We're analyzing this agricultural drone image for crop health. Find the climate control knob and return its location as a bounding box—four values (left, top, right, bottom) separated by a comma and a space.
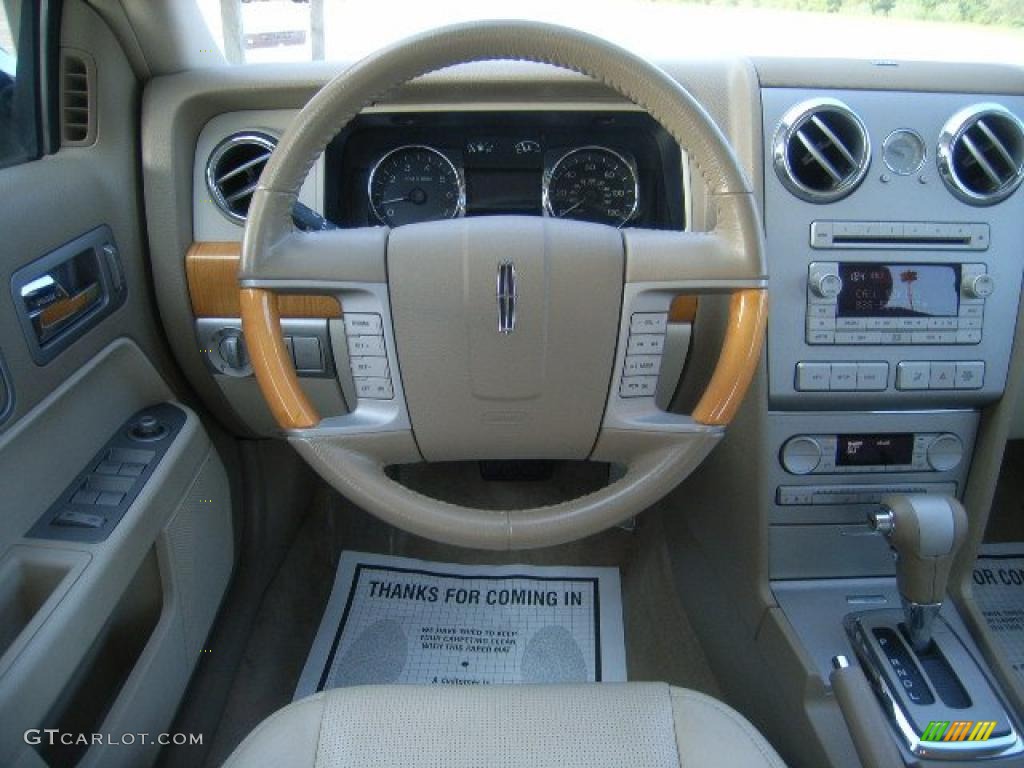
809, 269, 843, 299
926, 434, 963, 472
962, 273, 995, 300
781, 436, 824, 475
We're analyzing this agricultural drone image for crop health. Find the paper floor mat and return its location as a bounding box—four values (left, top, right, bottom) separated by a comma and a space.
973, 544, 1024, 680
295, 551, 625, 698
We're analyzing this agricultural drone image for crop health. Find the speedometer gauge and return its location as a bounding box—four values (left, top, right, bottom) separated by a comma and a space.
543, 146, 638, 227
368, 145, 465, 227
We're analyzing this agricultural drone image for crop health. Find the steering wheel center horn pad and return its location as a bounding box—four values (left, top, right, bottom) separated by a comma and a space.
238, 20, 767, 549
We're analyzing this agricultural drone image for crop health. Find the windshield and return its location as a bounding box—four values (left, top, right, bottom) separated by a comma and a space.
196, 0, 1024, 66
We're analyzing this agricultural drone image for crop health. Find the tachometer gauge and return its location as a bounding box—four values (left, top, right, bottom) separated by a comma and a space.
543, 146, 638, 227
368, 145, 465, 227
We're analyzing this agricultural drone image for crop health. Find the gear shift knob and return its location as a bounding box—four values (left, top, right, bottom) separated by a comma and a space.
868, 494, 969, 652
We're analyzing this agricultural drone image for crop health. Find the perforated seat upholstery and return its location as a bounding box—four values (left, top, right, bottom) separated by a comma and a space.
224, 683, 786, 768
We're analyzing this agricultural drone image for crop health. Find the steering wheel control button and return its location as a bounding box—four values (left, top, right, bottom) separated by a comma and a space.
342, 313, 394, 401
781, 437, 824, 475
629, 313, 668, 334
620, 376, 658, 398
896, 361, 931, 390
954, 361, 985, 389
351, 356, 389, 378
795, 362, 831, 391
355, 377, 394, 400
293, 336, 324, 372
344, 313, 383, 335
626, 334, 665, 356
348, 335, 386, 357
623, 355, 662, 376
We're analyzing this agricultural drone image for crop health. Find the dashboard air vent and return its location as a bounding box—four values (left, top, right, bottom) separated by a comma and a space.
938, 104, 1024, 206
773, 98, 871, 203
206, 132, 278, 223
60, 49, 96, 146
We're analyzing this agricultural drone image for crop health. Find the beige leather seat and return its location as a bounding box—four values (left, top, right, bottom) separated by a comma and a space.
224, 683, 786, 768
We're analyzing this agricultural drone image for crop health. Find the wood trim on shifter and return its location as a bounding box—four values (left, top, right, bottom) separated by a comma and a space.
691, 289, 767, 426
186, 242, 341, 319
239, 288, 320, 429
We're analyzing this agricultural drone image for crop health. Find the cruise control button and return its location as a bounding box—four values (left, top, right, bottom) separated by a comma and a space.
344, 313, 383, 335
355, 377, 394, 400
619, 375, 658, 398
347, 335, 386, 357
629, 313, 667, 334
626, 334, 665, 355
350, 356, 389, 378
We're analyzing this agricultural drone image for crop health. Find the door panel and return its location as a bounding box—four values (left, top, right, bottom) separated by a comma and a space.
0, 2, 234, 766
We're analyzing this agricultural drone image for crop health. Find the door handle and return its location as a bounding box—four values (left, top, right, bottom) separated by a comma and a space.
21, 275, 102, 342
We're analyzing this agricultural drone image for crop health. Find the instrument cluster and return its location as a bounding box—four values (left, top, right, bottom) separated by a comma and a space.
325, 111, 684, 231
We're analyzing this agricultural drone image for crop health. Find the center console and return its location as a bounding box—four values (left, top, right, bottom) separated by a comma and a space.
761, 85, 1024, 764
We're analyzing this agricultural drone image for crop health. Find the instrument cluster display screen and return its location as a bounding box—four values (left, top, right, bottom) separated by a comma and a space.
837, 434, 915, 466
837, 263, 960, 317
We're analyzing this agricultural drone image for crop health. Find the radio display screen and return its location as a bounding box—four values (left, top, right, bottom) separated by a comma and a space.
837, 434, 915, 467
837, 263, 960, 317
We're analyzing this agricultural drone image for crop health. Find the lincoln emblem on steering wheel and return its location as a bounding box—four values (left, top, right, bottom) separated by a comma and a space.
497, 261, 517, 334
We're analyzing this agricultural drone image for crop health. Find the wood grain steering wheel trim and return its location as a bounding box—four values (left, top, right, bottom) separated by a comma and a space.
240, 287, 319, 429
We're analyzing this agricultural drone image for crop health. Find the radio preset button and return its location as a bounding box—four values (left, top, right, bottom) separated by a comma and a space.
781, 437, 824, 475
837, 318, 866, 331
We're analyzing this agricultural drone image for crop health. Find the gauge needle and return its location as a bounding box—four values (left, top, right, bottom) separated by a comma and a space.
559, 199, 585, 216
380, 196, 408, 205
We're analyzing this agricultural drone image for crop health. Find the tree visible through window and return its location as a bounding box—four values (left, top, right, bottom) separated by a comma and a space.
0, 0, 39, 170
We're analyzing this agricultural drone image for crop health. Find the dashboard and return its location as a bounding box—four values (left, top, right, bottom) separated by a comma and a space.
324, 111, 685, 230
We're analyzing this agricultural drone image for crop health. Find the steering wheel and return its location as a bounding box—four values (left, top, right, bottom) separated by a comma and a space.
240, 21, 766, 550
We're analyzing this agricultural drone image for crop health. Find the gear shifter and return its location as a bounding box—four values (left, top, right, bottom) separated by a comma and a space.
868, 494, 968, 652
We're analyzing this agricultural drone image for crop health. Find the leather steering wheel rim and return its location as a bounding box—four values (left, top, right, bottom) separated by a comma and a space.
240, 20, 767, 550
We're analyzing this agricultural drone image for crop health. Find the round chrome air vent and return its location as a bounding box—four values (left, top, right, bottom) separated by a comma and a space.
937, 104, 1024, 206
206, 132, 278, 223
773, 98, 871, 203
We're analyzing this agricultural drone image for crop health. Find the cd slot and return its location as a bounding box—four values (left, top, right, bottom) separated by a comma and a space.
831, 234, 972, 248
811, 221, 989, 251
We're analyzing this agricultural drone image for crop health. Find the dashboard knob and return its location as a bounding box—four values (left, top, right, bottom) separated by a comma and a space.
130, 415, 168, 442
781, 436, 824, 475
926, 433, 963, 472
962, 273, 995, 300
809, 270, 843, 299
